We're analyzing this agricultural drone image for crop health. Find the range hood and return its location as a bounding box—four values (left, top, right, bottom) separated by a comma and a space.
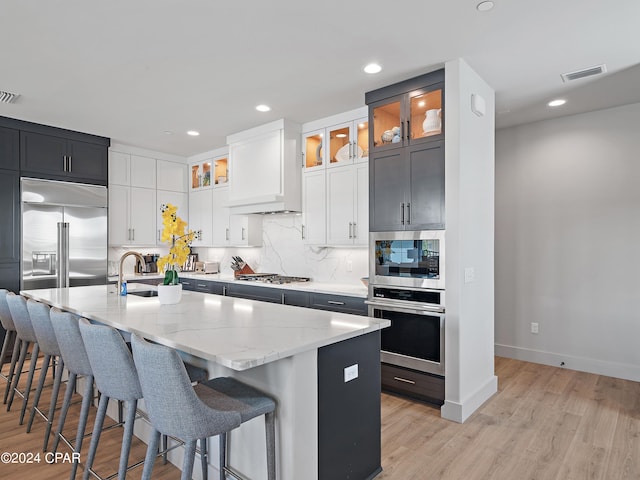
226, 119, 301, 215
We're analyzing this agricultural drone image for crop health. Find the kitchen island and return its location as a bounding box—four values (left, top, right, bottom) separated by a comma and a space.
21, 285, 389, 480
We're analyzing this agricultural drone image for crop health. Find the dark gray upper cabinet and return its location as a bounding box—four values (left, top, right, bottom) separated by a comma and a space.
366, 70, 445, 232
20, 131, 108, 185
0, 126, 19, 171
0, 169, 20, 264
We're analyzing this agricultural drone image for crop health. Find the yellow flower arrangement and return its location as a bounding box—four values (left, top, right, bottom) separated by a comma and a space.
157, 204, 200, 285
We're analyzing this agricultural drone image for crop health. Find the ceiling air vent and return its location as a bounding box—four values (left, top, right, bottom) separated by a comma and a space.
561, 64, 607, 82
0, 90, 20, 104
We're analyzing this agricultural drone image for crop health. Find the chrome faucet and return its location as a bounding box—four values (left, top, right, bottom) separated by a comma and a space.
118, 251, 146, 295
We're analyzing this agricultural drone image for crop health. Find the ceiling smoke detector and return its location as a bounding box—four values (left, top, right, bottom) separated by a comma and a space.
561, 64, 607, 83
0, 90, 20, 104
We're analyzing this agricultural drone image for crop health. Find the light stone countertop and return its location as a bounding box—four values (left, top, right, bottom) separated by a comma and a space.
111, 272, 369, 298
21, 285, 387, 371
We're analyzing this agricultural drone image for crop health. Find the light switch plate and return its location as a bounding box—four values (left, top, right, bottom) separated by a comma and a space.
344, 364, 358, 383
464, 267, 475, 283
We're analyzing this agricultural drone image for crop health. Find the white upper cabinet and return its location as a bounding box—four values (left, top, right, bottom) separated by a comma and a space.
157, 159, 187, 192
156, 190, 188, 246
109, 184, 157, 246
227, 119, 301, 214
326, 163, 368, 246
301, 169, 326, 245
188, 189, 213, 247
109, 151, 156, 189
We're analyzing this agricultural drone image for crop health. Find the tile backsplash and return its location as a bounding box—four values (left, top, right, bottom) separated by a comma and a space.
109, 214, 368, 283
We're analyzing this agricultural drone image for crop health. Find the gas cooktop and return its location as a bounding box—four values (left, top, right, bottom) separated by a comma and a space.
235, 273, 311, 284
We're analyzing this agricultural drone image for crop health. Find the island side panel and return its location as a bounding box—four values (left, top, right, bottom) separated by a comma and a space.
318, 330, 382, 480
203, 348, 319, 480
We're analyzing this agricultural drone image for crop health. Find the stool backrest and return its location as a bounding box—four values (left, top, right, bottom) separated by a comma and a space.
50, 308, 92, 377
79, 319, 142, 402
26, 300, 61, 357
0, 289, 15, 331
131, 334, 241, 440
6, 293, 37, 343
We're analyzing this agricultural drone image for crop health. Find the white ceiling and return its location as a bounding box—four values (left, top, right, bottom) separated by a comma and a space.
1, 0, 639, 157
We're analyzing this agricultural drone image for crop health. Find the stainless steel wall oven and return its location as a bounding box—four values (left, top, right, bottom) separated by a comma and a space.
367, 286, 445, 376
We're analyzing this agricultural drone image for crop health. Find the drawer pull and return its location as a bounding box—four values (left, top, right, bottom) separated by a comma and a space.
197, 284, 207, 288
327, 300, 345, 306
393, 376, 416, 385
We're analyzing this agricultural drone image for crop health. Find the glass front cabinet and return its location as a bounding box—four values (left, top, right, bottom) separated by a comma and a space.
303, 118, 369, 171
366, 69, 445, 232
190, 154, 229, 190
369, 77, 443, 153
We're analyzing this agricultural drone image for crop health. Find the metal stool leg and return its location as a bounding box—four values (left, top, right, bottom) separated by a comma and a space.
200, 438, 208, 480
2, 336, 20, 404
82, 393, 109, 480
117, 399, 138, 480
69, 376, 94, 480
219, 432, 226, 480
52, 372, 77, 454
42, 358, 65, 451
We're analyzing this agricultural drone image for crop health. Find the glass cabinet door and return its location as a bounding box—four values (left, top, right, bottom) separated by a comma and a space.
409, 86, 443, 142
328, 123, 351, 166
303, 131, 324, 170
190, 160, 212, 190
355, 118, 369, 162
214, 156, 228, 185
371, 98, 402, 150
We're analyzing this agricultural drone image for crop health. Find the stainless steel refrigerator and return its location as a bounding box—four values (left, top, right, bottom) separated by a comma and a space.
21, 178, 108, 290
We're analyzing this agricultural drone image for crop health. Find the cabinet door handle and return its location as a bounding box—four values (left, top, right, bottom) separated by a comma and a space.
406, 120, 410, 141
68, 155, 72, 172
301, 224, 305, 240
393, 376, 416, 385
241, 227, 246, 240
222, 285, 227, 296
401, 203, 405, 225
225, 228, 229, 241
348, 222, 352, 239
157, 229, 161, 242
327, 300, 345, 306
281, 293, 285, 304
197, 283, 207, 288
406, 203, 411, 225
352, 222, 357, 238
132, 229, 135, 241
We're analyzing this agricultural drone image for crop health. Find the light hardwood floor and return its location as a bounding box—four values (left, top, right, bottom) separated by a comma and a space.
1, 356, 639, 479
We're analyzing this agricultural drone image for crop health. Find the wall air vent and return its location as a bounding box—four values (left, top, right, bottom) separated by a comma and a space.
0, 90, 20, 104
561, 64, 607, 82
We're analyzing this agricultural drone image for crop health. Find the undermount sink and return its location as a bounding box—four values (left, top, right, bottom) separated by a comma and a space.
128, 290, 158, 297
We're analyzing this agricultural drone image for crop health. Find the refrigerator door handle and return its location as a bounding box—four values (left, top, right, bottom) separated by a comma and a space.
57, 222, 70, 287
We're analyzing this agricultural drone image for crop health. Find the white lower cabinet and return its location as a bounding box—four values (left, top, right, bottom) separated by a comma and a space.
212, 187, 231, 246
326, 163, 368, 246
109, 185, 157, 246
302, 170, 326, 245
156, 190, 188, 245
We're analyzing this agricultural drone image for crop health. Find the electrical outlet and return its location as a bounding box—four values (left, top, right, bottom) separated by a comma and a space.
344, 364, 358, 383
531, 322, 539, 334
346, 260, 353, 272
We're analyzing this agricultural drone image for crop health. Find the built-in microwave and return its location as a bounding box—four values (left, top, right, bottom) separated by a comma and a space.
369, 230, 445, 290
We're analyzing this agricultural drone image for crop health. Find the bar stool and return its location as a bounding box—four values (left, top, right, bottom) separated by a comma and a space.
26, 299, 66, 451
49, 308, 95, 480
0, 289, 22, 404
6, 293, 40, 424
131, 334, 276, 480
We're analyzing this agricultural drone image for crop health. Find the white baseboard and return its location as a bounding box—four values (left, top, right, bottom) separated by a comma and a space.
495, 344, 640, 382
441, 375, 498, 423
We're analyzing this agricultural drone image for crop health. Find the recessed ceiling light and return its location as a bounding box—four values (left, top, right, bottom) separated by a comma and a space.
364, 63, 382, 74
548, 99, 567, 107
187, 130, 200, 136
476, 1, 494, 11
163, 130, 173, 135
256, 104, 271, 112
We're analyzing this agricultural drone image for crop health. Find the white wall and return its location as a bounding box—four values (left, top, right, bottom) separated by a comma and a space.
495, 101, 640, 381
442, 59, 497, 423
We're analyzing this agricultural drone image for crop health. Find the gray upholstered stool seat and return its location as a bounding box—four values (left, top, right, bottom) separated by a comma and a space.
0, 289, 22, 405
26, 299, 66, 451
6, 293, 41, 425
131, 334, 276, 480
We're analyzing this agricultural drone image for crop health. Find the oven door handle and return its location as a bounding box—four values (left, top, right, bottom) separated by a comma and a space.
365, 299, 445, 315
